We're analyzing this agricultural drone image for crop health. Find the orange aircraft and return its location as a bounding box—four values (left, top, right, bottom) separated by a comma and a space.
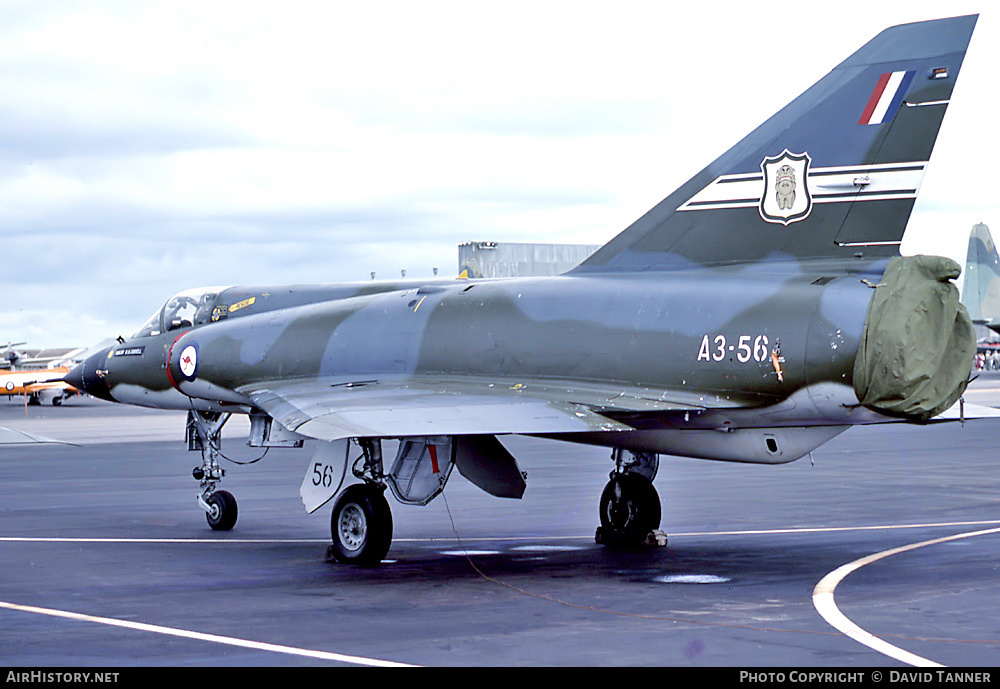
1, 366, 78, 406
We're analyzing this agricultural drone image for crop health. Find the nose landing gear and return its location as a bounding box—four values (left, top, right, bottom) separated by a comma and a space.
188, 410, 238, 531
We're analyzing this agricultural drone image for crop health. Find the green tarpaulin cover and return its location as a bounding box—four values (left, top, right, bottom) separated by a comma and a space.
854, 255, 975, 422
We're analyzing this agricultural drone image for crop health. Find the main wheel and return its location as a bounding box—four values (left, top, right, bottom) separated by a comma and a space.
205, 490, 238, 531
329, 484, 393, 565
596, 474, 661, 548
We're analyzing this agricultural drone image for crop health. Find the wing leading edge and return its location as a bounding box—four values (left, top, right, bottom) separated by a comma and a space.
237, 374, 748, 442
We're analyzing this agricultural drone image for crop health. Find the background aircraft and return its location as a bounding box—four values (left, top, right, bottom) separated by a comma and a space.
1, 366, 78, 406
67, 15, 983, 565
1, 342, 28, 370
0, 340, 112, 405
2, 343, 91, 371
961, 222, 1000, 334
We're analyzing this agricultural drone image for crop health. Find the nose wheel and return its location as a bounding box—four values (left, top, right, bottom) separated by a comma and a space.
204, 489, 238, 531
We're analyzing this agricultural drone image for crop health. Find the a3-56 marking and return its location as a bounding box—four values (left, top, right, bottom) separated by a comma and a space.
697, 334, 770, 363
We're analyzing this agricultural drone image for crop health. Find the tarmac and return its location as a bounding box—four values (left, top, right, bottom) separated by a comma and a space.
1, 375, 999, 667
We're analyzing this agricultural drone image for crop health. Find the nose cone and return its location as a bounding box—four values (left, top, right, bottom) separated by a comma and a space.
62, 362, 84, 389
65, 346, 116, 402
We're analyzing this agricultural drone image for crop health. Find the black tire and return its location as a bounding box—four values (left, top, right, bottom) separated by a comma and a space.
205, 490, 238, 531
597, 474, 661, 548
329, 484, 393, 565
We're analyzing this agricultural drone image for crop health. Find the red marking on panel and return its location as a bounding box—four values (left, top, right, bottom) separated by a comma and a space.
428, 445, 440, 474
858, 72, 891, 125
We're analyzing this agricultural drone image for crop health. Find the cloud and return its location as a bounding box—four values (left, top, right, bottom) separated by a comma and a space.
1, 1, 996, 347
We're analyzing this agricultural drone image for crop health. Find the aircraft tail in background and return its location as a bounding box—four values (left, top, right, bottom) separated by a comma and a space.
962, 222, 1000, 332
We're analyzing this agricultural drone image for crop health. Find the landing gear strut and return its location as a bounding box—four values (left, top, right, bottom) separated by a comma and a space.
188, 410, 238, 531
327, 439, 393, 565
595, 449, 665, 548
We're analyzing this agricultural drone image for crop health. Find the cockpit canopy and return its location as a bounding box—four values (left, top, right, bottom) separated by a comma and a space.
131, 287, 231, 340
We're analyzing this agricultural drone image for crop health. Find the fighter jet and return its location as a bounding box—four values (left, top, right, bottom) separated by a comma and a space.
67, 15, 981, 565
961, 222, 1000, 334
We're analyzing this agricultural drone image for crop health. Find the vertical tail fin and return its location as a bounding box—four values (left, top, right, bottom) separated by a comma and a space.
961, 222, 1000, 329
574, 15, 978, 273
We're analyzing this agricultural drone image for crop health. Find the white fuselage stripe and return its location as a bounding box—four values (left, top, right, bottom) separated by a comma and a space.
678, 162, 926, 212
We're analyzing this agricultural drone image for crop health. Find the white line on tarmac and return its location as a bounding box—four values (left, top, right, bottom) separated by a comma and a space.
6, 520, 999, 667
0, 600, 415, 667
812, 526, 1000, 667
3, 519, 1000, 545
0, 537, 327, 544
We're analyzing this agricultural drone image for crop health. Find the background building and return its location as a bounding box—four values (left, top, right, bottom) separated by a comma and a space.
458, 242, 600, 279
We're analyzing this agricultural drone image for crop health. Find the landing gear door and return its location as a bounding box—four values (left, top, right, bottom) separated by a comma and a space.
454, 435, 526, 499
387, 437, 455, 505
300, 440, 351, 514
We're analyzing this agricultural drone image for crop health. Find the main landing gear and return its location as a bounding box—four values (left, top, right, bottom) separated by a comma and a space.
322, 441, 664, 565
327, 439, 393, 565
329, 483, 393, 565
595, 449, 666, 549
187, 410, 238, 531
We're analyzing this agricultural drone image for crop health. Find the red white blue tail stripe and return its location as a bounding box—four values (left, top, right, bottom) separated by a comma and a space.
858, 71, 915, 125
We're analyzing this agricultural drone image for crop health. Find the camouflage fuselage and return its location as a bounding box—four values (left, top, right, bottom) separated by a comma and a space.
184, 274, 866, 399
82, 267, 879, 433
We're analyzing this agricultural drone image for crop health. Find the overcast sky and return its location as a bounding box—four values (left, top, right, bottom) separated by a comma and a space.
2, 0, 997, 348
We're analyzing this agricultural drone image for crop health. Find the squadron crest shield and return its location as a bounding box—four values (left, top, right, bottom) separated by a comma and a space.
759, 150, 812, 225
